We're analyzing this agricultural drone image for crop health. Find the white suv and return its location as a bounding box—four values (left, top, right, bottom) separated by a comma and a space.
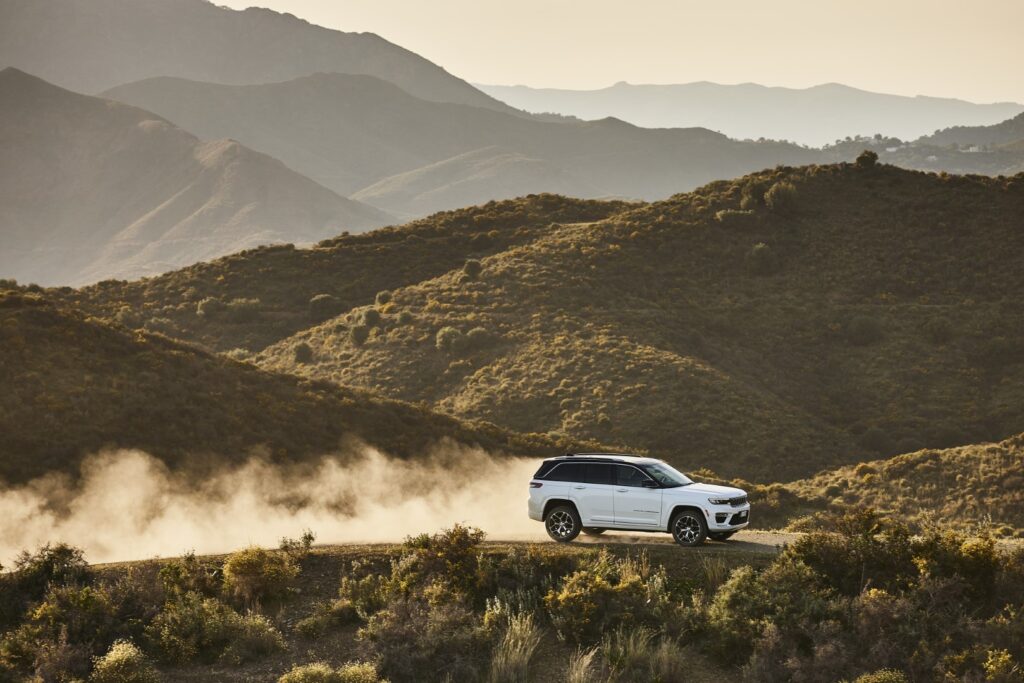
527, 453, 750, 546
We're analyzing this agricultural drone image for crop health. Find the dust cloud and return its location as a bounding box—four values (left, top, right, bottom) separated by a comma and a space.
0, 442, 547, 566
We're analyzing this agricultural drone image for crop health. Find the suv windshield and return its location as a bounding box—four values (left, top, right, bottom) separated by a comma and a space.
641, 462, 693, 488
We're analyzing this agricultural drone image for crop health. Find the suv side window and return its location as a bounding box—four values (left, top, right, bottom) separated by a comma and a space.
584, 463, 614, 485
546, 463, 586, 482
615, 465, 653, 487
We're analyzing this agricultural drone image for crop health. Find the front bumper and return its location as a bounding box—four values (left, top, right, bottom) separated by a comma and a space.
707, 505, 751, 531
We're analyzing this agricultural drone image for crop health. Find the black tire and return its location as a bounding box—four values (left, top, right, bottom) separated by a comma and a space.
545, 504, 581, 543
670, 509, 708, 547
708, 531, 737, 542
582, 528, 606, 536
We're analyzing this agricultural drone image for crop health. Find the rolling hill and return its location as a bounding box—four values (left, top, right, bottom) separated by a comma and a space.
55, 195, 633, 352
0, 68, 389, 286
100, 72, 821, 217
478, 81, 1024, 147
241, 163, 1024, 482
917, 111, 1024, 148
0, 288, 575, 485
781, 432, 1024, 536
0, 0, 512, 113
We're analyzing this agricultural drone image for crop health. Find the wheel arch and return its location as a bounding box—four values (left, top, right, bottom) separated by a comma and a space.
667, 504, 705, 533
542, 498, 578, 520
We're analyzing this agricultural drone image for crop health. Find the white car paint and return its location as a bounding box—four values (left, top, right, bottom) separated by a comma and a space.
528, 454, 750, 538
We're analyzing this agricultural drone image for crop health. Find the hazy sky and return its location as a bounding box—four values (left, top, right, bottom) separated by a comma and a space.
217, 0, 1024, 103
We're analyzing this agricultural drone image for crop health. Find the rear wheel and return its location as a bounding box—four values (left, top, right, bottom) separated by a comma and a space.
670, 509, 708, 547
545, 505, 581, 543
708, 531, 737, 542
582, 528, 606, 536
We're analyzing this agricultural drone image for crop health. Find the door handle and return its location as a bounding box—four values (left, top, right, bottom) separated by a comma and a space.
573, 485, 586, 489
616, 488, 628, 492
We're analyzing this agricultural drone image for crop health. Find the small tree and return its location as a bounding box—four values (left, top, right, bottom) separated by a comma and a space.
856, 149, 879, 169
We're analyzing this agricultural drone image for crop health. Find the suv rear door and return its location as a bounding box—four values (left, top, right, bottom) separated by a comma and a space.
613, 464, 662, 527
549, 461, 615, 525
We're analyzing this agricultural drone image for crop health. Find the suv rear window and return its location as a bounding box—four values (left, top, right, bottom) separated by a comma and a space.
545, 462, 586, 482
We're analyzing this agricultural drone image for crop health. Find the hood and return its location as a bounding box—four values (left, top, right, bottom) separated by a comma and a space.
672, 482, 746, 498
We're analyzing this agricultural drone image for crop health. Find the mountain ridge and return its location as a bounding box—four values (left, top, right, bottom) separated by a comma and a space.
0, 68, 390, 285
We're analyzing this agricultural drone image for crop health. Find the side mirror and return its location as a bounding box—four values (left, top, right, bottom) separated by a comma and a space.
641, 480, 659, 488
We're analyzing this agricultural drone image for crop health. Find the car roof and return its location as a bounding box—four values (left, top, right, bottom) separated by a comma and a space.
545, 452, 661, 465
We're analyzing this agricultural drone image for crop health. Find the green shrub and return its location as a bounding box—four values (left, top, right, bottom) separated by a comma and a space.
0, 544, 92, 630
765, 181, 798, 215
462, 259, 483, 279
350, 324, 370, 346
146, 592, 284, 664
295, 599, 359, 638
279, 530, 316, 559
374, 291, 392, 306
89, 640, 160, 683
435, 326, 464, 354
338, 573, 388, 620
396, 310, 413, 325
544, 552, 671, 644
706, 555, 836, 658
309, 294, 341, 322
222, 547, 299, 607
158, 552, 220, 599
359, 599, 488, 683
294, 342, 314, 364
399, 525, 487, 599
465, 327, 496, 351
360, 309, 382, 328
195, 297, 225, 318
740, 179, 770, 209
278, 661, 385, 683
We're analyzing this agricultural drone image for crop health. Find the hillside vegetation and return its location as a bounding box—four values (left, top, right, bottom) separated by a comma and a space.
56, 195, 632, 353
0, 290, 574, 484
781, 433, 1024, 537
249, 162, 1024, 482
2, 523, 1024, 682
0, 68, 388, 286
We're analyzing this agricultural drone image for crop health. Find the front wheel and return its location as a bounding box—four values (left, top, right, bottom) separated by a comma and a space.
671, 510, 708, 547
545, 505, 581, 543
708, 531, 737, 542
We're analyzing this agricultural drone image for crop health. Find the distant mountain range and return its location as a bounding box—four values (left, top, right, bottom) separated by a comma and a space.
102, 71, 820, 219
0, 0, 513, 112
0, 68, 389, 286
478, 81, 1024, 147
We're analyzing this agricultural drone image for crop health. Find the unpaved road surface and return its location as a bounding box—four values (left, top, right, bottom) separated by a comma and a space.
488, 529, 802, 553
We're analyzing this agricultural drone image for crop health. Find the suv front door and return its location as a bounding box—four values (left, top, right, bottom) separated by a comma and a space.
613, 465, 662, 527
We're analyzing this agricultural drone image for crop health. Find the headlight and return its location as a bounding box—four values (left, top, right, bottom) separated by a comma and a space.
708, 497, 731, 505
